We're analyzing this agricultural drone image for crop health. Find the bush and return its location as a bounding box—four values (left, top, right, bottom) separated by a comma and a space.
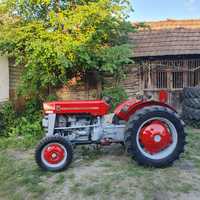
10, 116, 42, 137
0, 102, 16, 137
0, 100, 43, 140
11, 99, 43, 138
0, 0, 134, 99
102, 86, 128, 111
24, 98, 41, 116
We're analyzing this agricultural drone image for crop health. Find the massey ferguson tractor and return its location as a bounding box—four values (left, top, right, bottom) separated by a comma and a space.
35, 96, 186, 172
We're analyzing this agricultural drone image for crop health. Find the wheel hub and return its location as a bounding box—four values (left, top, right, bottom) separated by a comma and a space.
154, 135, 161, 142
51, 153, 57, 159
43, 144, 65, 164
139, 120, 172, 154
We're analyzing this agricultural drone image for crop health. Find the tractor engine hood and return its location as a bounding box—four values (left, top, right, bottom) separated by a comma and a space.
43, 100, 110, 116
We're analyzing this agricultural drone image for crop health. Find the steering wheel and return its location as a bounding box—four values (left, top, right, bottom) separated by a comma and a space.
102, 96, 112, 104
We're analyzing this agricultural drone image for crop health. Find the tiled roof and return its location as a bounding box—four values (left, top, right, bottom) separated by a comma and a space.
130, 19, 200, 57
139, 19, 200, 30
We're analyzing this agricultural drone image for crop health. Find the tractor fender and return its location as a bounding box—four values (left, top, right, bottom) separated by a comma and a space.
113, 99, 176, 122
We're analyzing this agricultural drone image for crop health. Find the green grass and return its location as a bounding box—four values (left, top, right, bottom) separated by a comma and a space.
54, 174, 65, 185
0, 127, 200, 200
0, 135, 41, 150
0, 152, 48, 199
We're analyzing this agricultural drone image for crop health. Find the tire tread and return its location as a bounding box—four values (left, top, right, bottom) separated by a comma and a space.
124, 106, 186, 167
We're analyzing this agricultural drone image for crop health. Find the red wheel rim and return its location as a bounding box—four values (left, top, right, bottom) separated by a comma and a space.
43, 143, 65, 164
139, 120, 172, 154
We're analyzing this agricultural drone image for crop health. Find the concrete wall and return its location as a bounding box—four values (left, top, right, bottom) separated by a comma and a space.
0, 56, 9, 102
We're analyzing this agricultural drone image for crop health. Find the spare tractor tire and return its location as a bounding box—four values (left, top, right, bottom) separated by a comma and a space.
182, 105, 200, 120
183, 87, 200, 99
183, 98, 200, 109
124, 106, 185, 168
184, 119, 200, 129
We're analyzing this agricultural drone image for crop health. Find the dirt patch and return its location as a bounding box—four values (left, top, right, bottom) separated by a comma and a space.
1, 128, 200, 200
43, 146, 200, 200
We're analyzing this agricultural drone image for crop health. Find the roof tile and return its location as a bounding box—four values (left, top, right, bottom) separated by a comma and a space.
131, 19, 200, 57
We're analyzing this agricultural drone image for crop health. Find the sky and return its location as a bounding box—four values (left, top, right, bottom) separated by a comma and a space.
129, 0, 200, 22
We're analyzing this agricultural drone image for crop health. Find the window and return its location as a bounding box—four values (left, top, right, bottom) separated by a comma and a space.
194, 68, 200, 86
188, 68, 200, 87
156, 71, 167, 88
172, 72, 183, 89
141, 59, 200, 91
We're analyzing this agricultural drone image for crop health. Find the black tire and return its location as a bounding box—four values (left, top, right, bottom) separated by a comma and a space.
125, 106, 186, 167
183, 118, 200, 128
182, 105, 200, 120
183, 87, 200, 99
183, 98, 200, 109
35, 136, 73, 172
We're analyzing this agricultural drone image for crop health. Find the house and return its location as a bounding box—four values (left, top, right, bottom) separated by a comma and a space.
0, 57, 9, 102
127, 19, 200, 110
1, 19, 200, 111
0, 57, 23, 104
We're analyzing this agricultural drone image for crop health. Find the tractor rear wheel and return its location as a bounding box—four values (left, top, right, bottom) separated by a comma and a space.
125, 106, 186, 167
35, 136, 73, 172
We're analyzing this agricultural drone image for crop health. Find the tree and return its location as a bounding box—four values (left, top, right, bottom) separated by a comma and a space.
0, 0, 135, 100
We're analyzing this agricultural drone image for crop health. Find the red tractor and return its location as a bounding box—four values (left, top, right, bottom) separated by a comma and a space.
35, 96, 186, 171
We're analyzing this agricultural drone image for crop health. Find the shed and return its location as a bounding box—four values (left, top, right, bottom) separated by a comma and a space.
126, 19, 200, 111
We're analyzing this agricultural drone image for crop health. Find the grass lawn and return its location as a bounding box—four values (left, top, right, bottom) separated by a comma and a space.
0, 127, 200, 200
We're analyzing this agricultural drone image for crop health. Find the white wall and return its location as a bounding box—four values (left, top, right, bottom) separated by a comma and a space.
0, 56, 9, 102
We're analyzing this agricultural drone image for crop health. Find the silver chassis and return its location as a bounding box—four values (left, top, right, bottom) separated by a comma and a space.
43, 114, 126, 144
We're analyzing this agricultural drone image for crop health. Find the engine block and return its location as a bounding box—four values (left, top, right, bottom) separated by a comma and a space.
42, 113, 125, 144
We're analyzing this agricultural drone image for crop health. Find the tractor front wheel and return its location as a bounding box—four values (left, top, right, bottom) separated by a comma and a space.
35, 136, 73, 172
125, 106, 186, 167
